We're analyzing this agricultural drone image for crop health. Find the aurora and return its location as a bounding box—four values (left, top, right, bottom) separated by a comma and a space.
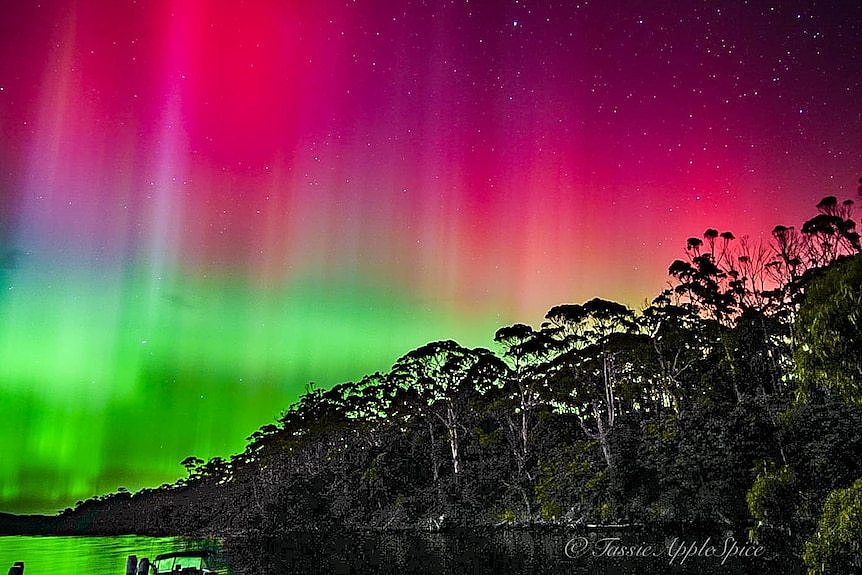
0, 0, 859, 513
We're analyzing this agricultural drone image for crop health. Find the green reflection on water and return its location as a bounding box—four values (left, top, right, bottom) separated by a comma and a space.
0, 536, 211, 575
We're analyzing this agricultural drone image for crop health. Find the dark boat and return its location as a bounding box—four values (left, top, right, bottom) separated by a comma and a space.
127, 550, 227, 575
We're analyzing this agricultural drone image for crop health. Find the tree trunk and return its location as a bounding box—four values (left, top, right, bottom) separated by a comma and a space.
447, 404, 460, 475
428, 421, 440, 484
520, 386, 530, 466
593, 401, 613, 470
603, 354, 615, 428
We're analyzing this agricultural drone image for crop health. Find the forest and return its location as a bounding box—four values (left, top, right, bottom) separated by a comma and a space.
6, 188, 862, 574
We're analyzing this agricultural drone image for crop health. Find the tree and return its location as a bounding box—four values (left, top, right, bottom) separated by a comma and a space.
490, 324, 558, 518
800, 196, 860, 268
803, 479, 862, 574
180, 456, 204, 478
795, 254, 862, 404
639, 302, 717, 412
544, 299, 641, 470
390, 340, 503, 477
493, 324, 555, 480
666, 229, 741, 323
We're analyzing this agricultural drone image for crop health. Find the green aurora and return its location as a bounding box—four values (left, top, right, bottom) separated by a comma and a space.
0, 270, 499, 513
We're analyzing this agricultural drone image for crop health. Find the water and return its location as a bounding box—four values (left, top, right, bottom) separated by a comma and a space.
220, 530, 804, 574
0, 531, 804, 574
0, 536, 206, 575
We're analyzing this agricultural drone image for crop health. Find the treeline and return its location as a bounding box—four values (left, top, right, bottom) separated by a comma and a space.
42, 189, 862, 574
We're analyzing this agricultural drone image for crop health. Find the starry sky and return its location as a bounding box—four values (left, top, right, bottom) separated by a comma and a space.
0, 0, 860, 513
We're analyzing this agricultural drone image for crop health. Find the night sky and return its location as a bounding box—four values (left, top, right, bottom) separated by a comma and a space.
0, 1, 859, 513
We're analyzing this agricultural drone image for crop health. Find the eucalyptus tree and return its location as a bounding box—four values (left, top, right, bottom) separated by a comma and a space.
390, 340, 504, 478
543, 298, 642, 470
795, 253, 862, 404
488, 323, 559, 518
180, 456, 205, 479
666, 229, 741, 324
493, 323, 555, 480
639, 301, 721, 412
338, 372, 396, 445
764, 198, 859, 350
800, 196, 860, 268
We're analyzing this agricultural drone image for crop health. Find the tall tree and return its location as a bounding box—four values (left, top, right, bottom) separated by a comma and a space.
390, 340, 503, 477
666, 229, 741, 323
639, 302, 716, 412
493, 324, 555, 480
544, 299, 640, 470
800, 196, 860, 267
795, 254, 862, 404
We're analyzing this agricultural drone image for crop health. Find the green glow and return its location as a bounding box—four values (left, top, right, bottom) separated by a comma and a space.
0, 268, 499, 513
0, 536, 202, 574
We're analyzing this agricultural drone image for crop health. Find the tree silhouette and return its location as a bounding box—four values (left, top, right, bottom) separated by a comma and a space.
391, 340, 503, 477
493, 324, 554, 478
544, 299, 639, 470
801, 196, 860, 266
180, 456, 204, 478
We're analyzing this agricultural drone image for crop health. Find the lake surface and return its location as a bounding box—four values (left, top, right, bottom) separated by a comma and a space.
0, 536, 203, 574
0, 531, 804, 574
